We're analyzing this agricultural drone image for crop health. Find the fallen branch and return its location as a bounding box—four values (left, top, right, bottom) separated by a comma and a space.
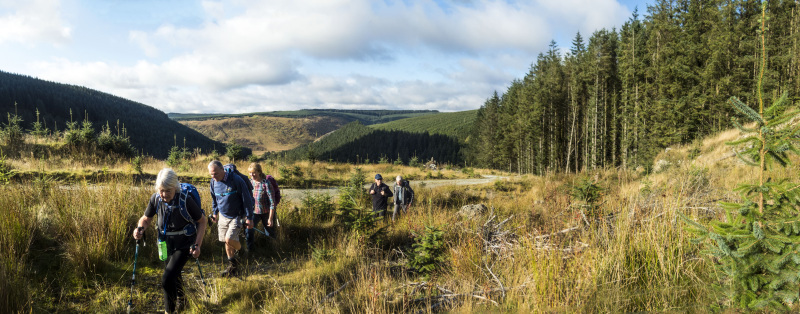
533, 241, 589, 257
533, 226, 580, 240
639, 212, 665, 223
484, 260, 505, 299
412, 287, 510, 313
321, 280, 351, 303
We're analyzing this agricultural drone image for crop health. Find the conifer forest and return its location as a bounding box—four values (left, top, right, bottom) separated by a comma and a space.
467, 0, 800, 174
5, 0, 800, 312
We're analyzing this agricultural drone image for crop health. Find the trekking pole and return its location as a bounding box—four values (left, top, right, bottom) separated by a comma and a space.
127, 227, 144, 314
192, 244, 211, 298
252, 227, 269, 237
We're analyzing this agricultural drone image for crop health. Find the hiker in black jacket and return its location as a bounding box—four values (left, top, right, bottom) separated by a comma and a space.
369, 174, 393, 218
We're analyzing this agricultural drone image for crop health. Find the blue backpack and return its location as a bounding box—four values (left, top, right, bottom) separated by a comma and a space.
157, 182, 203, 236
180, 183, 202, 213
223, 163, 254, 193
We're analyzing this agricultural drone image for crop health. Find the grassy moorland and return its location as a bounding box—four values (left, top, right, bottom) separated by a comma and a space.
1, 127, 794, 313
169, 109, 437, 123
179, 115, 351, 155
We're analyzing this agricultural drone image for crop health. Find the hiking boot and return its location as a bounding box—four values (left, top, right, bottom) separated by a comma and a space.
220, 258, 239, 277
175, 296, 185, 312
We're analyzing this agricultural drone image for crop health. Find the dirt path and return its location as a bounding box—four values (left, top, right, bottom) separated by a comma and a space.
279, 175, 507, 202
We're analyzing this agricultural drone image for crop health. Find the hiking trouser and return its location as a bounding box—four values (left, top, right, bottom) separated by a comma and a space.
372, 207, 387, 219
162, 247, 190, 313
245, 214, 272, 251
392, 204, 409, 221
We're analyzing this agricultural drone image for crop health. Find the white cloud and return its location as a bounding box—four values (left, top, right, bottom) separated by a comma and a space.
0, 0, 71, 45
539, 0, 630, 36
20, 0, 636, 114
118, 0, 563, 94
129, 31, 159, 57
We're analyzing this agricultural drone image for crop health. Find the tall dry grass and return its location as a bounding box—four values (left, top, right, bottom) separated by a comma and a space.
3, 125, 774, 312
0, 166, 719, 312
0, 184, 38, 312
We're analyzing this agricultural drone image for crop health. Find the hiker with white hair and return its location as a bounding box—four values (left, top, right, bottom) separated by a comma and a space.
392, 175, 414, 222
133, 168, 207, 313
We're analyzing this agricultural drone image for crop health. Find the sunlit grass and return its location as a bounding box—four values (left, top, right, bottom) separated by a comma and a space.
4, 127, 788, 312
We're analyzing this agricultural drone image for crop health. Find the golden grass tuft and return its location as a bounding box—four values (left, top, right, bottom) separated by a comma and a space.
7, 124, 797, 312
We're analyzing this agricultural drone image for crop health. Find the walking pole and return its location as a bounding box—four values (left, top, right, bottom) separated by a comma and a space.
252, 227, 269, 237
127, 227, 144, 314
192, 244, 211, 298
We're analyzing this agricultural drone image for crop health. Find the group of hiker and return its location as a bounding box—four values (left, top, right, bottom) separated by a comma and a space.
369, 173, 415, 222
132, 161, 279, 313
131, 164, 413, 313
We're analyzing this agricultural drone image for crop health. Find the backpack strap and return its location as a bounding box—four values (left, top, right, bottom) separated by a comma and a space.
157, 191, 197, 236
213, 190, 239, 197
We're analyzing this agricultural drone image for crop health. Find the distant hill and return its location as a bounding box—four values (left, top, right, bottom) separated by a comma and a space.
170, 109, 438, 124
370, 110, 478, 141
180, 115, 350, 155
275, 121, 463, 165
174, 109, 441, 154
0, 70, 237, 158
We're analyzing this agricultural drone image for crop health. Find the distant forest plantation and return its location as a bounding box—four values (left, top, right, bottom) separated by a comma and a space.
0, 71, 231, 159
467, 0, 800, 174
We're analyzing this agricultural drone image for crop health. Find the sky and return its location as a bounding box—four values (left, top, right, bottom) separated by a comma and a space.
0, 0, 653, 114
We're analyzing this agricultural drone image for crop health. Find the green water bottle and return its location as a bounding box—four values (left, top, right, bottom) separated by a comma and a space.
157, 237, 168, 261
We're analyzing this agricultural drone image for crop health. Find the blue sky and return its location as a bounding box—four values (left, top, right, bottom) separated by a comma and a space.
0, 0, 652, 114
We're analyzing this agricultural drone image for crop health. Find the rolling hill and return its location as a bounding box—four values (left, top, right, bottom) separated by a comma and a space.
275, 121, 464, 165
180, 115, 350, 155
369, 109, 478, 141
174, 109, 442, 154
170, 109, 438, 124
0, 70, 236, 158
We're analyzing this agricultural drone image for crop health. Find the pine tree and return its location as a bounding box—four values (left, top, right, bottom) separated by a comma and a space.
30, 108, 49, 138
681, 3, 800, 310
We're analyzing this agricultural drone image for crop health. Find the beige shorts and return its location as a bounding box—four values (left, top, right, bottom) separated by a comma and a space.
217, 215, 242, 242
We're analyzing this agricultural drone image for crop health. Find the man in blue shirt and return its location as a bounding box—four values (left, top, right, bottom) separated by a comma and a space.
208, 160, 254, 277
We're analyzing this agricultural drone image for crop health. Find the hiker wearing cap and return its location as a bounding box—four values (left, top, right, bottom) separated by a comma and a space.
133, 168, 207, 313
208, 160, 254, 277
392, 175, 414, 222
369, 174, 393, 218
246, 162, 276, 252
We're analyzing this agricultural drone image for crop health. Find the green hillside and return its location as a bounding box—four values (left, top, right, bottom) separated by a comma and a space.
275, 121, 463, 164
169, 109, 439, 125
369, 110, 478, 140
0, 70, 237, 158
275, 110, 478, 164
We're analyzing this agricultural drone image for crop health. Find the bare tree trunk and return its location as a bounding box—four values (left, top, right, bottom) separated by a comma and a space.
566, 83, 576, 173
593, 71, 599, 170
